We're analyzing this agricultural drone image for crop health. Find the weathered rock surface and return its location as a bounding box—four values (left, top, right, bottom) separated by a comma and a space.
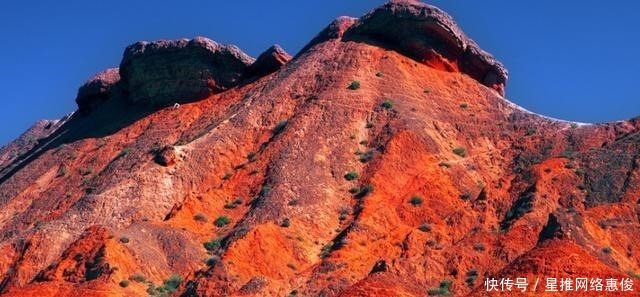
119, 37, 254, 106
297, 16, 357, 56
343, 0, 508, 95
154, 145, 178, 167
246, 45, 291, 77
75, 68, 120, 114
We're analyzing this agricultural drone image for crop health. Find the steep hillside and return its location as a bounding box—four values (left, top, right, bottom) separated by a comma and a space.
1, 1, 640, 296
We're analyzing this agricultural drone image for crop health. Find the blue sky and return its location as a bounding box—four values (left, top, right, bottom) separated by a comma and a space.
1, 1, 639, 146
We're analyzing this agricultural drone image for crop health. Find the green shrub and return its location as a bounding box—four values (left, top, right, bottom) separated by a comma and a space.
409, 196, 423, 206
526, 128, 536, 136
452, 147, 466, 157
344, 171, 359, 181
129, 273, 147, 283
354, 184, 373, 199
347, 81, 361, 90
119, 237, 130, 244
203, 239, 221, 251
119, 280, 130, 288
428, 280, 452, 296
381, 100, 393, 109
163, 274, 182, 290
214, 216, 231, 227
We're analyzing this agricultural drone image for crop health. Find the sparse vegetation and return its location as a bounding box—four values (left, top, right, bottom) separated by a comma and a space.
119, 280, 130, 288
289, 289, 299, 297
247, 152, 257, 162
205, 256, 219, 266
348, 187, 360, 194
119, 237, 130, 244
465, 269, 478, 287
146, 274, 183, 297
118, 148, 132, 158
193, 213, 207, 222
459, 103, 468, 109
129, 273, 147, 283
603, 246, 613, 254
452, 147, 466, 157
288, 199, 299, 206
428, 280, 452, 296
280, 218, 291, 228
347, 81, 361, 90
344, 171, 359, 181
365, 122, 374, 129
418, 223, 432, 232
214, 216, 231, 227
203, 239, 221, 251
424, 89, 430, 94
260, 185, 271, 196
222, 172, 233, 180
381, 100, 393, 109
460, 192, 472, 200
353, 184, 374, 199
409, 195, 423, 206
359, 150, 375, 163
320, 243, 333, 258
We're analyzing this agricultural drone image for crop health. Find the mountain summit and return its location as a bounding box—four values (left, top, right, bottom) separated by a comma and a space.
1, 1, 639, 296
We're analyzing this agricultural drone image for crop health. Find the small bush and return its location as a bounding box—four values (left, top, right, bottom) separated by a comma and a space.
119, 237, 130, 244
418, 224, 431, 232
164, 274, 182, 290
428, 280, 452, 296
194, 213, 207, 222
348, 187, 360, 194
247, 152, 257, 162
409, 196, 423, 206
347, 81, 361, 90
452, 147, 466, 157
460, 193, 472, 200
260, 185, 271, 196
129, 273, 146, 283
203, 239, 221, 251
280, 218, 291, 228
354, 185, 374, 199
205, 257, 218, 266
344, 171, 359, 181
288, 199, 299, 206
359, 150, 375, 163
381, 100, 393, 109
375, 72, 383, 77
214, 216, 231, 227
603, 246, 613, 254
320, 243, 333, 258
119, 280, 130, 288
222, 172, 233, 180
224, 202, 237, 209
289, 289, 299, 297
459, 103, 468, 109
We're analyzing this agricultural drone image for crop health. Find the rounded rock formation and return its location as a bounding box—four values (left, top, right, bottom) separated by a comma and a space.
246, 45, 292, 78
119, 37, 255, 106
75, 68, 120, 114
343, 0, 508, 95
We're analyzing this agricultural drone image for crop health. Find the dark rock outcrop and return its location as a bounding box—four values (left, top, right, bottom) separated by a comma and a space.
246, 45, 291, 77
154, 145, 178, 167
343, 0, 508, 95
119, 37, 254, 106
75, 68, 120, 114
297, 16, 357, 56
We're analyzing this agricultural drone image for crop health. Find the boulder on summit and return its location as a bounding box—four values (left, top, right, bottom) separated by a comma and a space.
119, 37, 255, 106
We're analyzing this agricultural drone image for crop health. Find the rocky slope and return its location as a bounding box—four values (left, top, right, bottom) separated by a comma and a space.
1, 1, 640, 296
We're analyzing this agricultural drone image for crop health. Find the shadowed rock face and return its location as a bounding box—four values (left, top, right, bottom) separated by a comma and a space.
247, 45, 292, 78
297, 16, 358, 56
119, 37, 254, 106
75, 68, 120, 114
343, 0, 508, 95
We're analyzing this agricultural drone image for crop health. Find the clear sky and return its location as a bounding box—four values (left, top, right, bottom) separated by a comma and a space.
1, 0, 639, 146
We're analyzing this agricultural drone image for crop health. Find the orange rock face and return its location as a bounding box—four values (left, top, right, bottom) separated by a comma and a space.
1, 1, 640, 297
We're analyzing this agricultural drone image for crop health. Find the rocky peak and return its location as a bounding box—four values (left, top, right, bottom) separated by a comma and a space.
297, 16, 358, 56
343, 0, 508, 95
247, 45, 292, 77
75, 68, 120, 114
119, 36, 255, 106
